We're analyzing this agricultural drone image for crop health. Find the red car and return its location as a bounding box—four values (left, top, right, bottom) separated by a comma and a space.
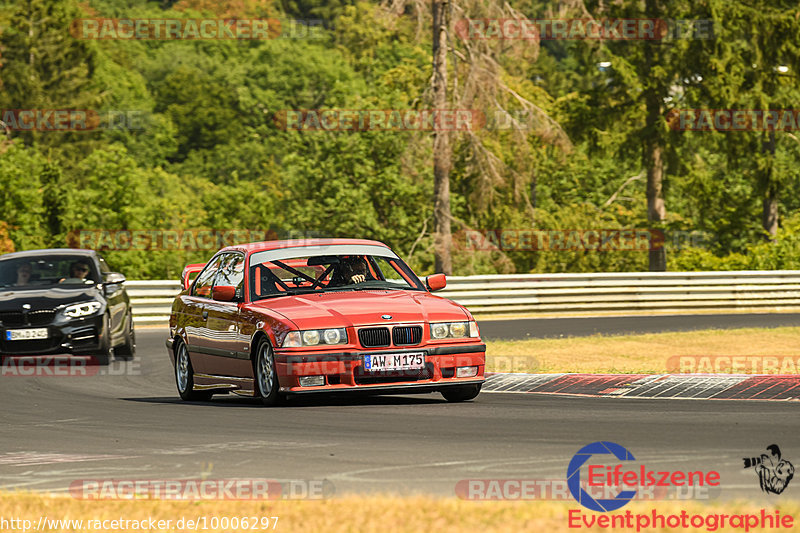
167, 239, 485, 405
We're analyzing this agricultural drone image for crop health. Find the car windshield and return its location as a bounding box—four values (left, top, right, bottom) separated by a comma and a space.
0, 256, 98, 290
249, 249, 424, 301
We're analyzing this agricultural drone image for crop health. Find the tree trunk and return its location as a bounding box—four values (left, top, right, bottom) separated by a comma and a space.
432, 0, 452, 274
761, 131, 778, 239
644, 94, 667, 272
641, 0, 666, 272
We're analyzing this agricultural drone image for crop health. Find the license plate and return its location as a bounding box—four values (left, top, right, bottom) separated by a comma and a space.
364, 352, 425, 371
5, 328, 49, 341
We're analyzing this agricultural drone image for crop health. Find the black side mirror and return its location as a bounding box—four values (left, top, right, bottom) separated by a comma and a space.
104, 272, 126, 284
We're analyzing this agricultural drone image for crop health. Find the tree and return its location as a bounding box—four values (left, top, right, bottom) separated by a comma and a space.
431, 0, 452, 273
0, 0, 101, 151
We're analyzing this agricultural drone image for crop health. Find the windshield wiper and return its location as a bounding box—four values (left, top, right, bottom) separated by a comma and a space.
255, 290, 309, 300
323, 284, 406, 292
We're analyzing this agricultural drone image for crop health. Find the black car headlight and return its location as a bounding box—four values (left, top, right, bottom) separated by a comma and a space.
430, 321, 480, 339
282, 328, 348, 347
62, 301, 103, 318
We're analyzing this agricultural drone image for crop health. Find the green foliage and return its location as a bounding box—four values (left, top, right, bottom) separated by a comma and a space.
1, 0, 800, 279
0, 144, 48, 249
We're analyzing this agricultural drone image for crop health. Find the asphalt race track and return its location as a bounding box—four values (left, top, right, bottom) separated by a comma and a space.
478, 313, 800, 339
1, 327, 799, 502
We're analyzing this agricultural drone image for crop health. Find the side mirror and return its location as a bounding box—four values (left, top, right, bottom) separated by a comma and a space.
104, 272, 126, 284
212, 285, 237, 302
426, 273, 447, 292
181, 263, 206, 290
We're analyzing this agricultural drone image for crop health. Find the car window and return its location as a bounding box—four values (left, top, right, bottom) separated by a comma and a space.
0, 256, 98, 289
192, 255, 224, 298
97, 256, 111, 274
249, 252, 424, 301
215, 253, 245, 300
371, 256, 414, 287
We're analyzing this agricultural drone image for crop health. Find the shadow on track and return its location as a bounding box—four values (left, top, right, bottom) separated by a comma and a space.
122, 393, 449, 408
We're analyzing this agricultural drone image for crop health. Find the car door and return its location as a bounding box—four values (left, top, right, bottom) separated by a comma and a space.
97, 255, 126, 340
200, 252, 252, 378
182, 254, 224, 363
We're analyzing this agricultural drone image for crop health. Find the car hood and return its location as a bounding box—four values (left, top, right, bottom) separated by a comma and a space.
0, 286, 103, 312
249, 290, 469, 329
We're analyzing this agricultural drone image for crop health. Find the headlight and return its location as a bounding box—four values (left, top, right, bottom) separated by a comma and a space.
282, 328, 347, 348
323, 328, 341, 344
431, 323, 449, 339
430, 321, 480, 339
302, 330, 320, 346
63, 301, 102, 318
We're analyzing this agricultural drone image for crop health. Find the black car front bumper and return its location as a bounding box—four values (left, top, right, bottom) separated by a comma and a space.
0, 314, 107, 356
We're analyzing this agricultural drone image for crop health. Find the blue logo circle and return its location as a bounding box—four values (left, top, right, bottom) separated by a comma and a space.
567, 441, 637, 512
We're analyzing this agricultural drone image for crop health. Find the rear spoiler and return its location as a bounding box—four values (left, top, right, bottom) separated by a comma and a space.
180, 263, 206, 290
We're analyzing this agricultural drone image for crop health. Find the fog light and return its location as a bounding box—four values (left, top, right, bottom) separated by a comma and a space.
456, 366, 478, 378
299, 376, 325, 387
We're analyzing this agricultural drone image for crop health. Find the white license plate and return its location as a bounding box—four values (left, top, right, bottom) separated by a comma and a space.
364, 352, 425, 371
6, 328, 49, 341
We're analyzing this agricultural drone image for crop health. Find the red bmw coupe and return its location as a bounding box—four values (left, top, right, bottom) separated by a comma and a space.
167, 239, 485, 405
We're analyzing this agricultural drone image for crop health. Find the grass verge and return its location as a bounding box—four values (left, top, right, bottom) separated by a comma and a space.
1, 492, 798, 532
484, 327, 800, 374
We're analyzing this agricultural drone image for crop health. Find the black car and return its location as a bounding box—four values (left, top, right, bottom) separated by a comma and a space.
0, 249, 135, 364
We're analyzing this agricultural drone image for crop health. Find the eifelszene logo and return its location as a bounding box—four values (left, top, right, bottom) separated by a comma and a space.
744, 445, 795, 495
567, 441, 721, 512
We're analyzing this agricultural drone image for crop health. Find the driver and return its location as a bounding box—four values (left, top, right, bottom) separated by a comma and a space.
337, 256, 370, 285
60, 261, 91, 283
14, 262, 32, 286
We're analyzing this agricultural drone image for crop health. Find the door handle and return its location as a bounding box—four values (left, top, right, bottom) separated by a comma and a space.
202, 310, 208, 319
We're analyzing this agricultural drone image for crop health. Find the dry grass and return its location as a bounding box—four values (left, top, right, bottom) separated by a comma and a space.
484, 327, 800, 374
1, 492, 798, 532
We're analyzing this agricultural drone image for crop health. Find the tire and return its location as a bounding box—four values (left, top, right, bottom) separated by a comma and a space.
174, 341, 212, 401
441, 383, 481, 403
91, 313, 114, 366
253, 337, 283, 406
115, 314, 136, 360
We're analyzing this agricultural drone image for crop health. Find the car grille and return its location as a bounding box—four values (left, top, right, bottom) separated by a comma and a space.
0, 310, 56, 327
392, 326, 422, 346
358, 327, 391, 348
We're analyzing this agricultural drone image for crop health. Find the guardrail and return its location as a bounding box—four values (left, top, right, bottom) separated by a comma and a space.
128, 270, 800, 325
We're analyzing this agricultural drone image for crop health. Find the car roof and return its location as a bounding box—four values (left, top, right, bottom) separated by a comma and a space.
0, 248, 98, 261
220, 238, 390, 255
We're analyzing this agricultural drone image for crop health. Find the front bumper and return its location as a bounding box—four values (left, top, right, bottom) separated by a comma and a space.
274, 343, 486, 394
0, 315, 107, 356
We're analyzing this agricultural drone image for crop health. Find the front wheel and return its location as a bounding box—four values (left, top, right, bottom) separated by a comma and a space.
253, 338, 283, 406
92, 313, 114, 366
441, 383, 481, 403
174, 341, 212, 401
115, 314, 136, 360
